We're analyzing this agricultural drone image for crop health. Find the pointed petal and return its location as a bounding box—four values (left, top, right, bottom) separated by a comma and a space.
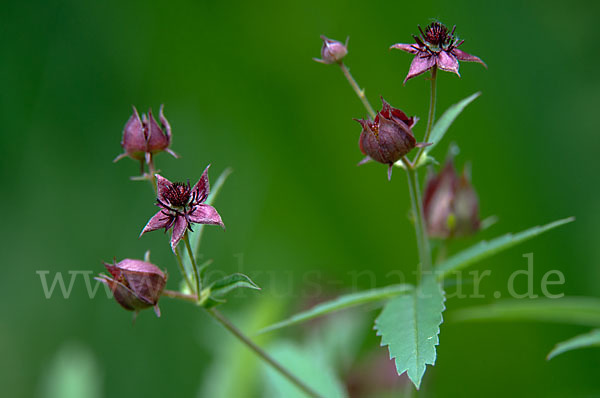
192, 165, 211, 203
113, 152, 128, 163
122, 106, 146, 155
154, 305, 161, 317
103, 261, 121, 279
170, 216, 188, 251
390, 43, 419, 54
159, 104, 172, 141
155, 174, 173, 204
140, 211, 173, 236
95, 276, 153, 311
165, 148, 180, 159
404, 55, 436, 83
387, 164, 393, 181
357, 156, 372, 166
116, 259, 166, 279
189, 204, 225, 228
415, 142, 433, 148
408, 116, 419, 129
452, 49, 487, 68
146, 109, 169, 152
437, 51, 460, 76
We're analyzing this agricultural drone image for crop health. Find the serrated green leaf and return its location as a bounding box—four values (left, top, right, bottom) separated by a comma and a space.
436, 217, 574, 279
210, 273, 261, 297
547, 329, 600, 360
425, 92, 481, 155
374, 277, 446, 389
258, 284, 414, 334
263, 341, 347, 398
451, 297, 600, 327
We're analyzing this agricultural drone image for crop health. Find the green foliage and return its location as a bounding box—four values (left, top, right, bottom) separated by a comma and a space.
210, 273, 261, 297
423, 92, 481, 156
259, 284, 414, 334
200, 298, 284, 398
547, 329, 600, 360
39, 343, 101, 398
436, 217, 575, 279
451, 297, 600, 327
306, 311, 369, 372
374, 277, 446, 389
263, 342, 347, 398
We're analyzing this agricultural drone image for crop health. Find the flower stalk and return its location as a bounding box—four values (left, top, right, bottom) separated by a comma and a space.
413, 66, 437, 166
339, 58, 432, 279
183, 232, 201, 297
339, 63, 376, 120
161, 288, 321, 396
207, 307, 324, 398
173, 245, 194, 292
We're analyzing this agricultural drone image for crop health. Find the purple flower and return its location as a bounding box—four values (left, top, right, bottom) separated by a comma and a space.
391, 22, 486, 83
114, 104, 179, 164
95, 258, 167, 317
356, 98, 430, 180
314, 35, 348, 64
140, 165, 225, 251
423, 159, 480, 238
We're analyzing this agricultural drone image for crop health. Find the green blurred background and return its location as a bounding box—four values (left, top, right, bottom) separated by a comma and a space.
1, 0, 599, 396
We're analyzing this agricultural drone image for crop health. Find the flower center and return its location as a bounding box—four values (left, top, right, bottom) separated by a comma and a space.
164, 182, 191, 208
424, 22, 452, 47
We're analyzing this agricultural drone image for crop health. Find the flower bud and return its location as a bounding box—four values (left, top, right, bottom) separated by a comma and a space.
423, 160, 480, 238
356, 98, 429, 180
114, 105, 178, 163
96, 259, 167, 317
314, 35, 348, 64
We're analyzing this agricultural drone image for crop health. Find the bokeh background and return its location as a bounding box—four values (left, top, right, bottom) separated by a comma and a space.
1, 0, 599, 396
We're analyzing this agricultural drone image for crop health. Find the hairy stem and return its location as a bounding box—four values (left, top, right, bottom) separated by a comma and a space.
339, 62, 376, 119
403, 159, 432, 280
413, 66, 437, 166
207, 308, 323, 398
146, 154, 158, 194
162, 289, 197, 302
183, 232, 201, 297
173, 245, 194, 292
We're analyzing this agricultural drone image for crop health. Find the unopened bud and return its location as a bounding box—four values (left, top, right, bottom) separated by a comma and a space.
314, 35, 348, 64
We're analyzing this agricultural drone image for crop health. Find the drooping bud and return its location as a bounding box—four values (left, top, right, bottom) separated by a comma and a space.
114, 105, 178, 163
422, 159, 480, 238
356, 98, 429, 180
95, 259, 167, 317
314, 35, 348, 64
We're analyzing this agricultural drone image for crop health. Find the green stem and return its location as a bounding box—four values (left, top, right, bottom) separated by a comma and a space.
207, 308, 323, 398
162, 289, 197, 302
403, 159, 432, 280
339, 62, 376, 119
413, 66, 437, 166
173, 245, 194, 292
183, 232, 201, 297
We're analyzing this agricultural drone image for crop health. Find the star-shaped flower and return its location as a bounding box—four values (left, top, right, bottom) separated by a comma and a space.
140, 165, 224, 250
391, 22, 486, 83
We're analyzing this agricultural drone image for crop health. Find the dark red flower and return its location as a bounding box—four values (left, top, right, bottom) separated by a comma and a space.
391, 22, 486, 83
95, 258, 167, 317
423, 159, 480, 238
114, 105, 178, 163
356, 98, 429, 180
314, 35, 348, 64
140, 165, 224, 251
